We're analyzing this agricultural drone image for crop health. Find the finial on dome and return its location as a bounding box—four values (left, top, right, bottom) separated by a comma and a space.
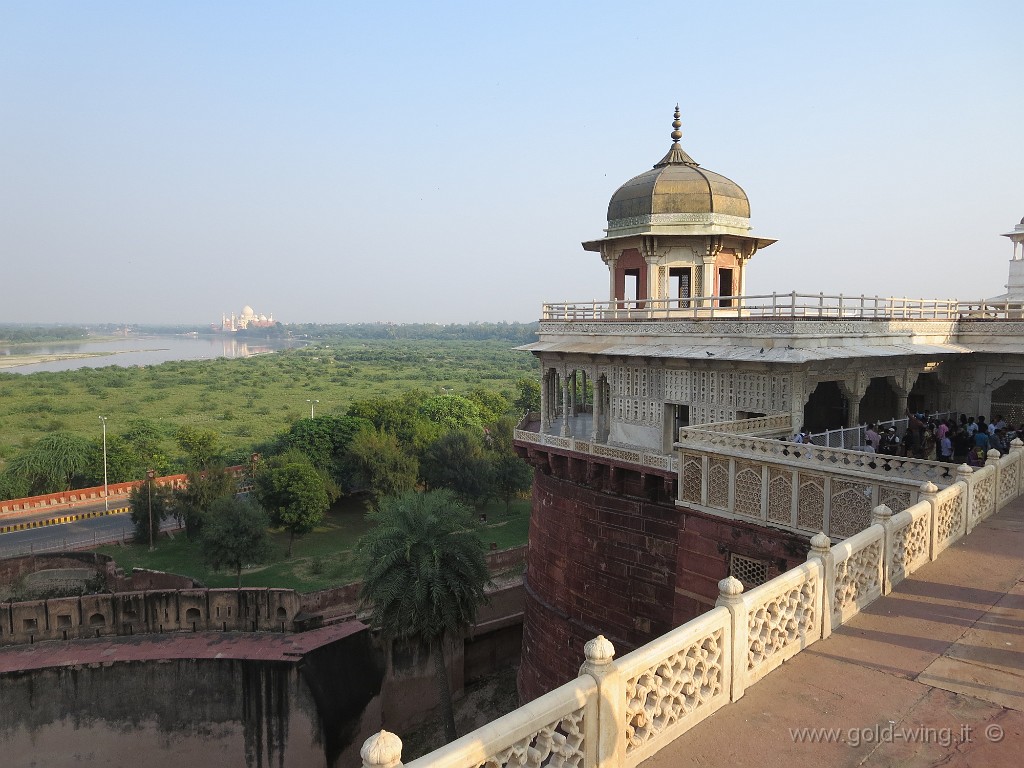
671, 104, 682, 144
654, 103, 697, 168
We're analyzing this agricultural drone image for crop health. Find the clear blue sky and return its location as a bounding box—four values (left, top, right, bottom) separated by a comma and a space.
1, 1, 1020, 324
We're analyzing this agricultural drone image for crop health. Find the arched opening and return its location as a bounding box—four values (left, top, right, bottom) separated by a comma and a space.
992, 380, 1024, 427
89, 613, 105, 627
803, 382, 848, 432
185, 607, 202, 621
908, 372, 943, 415
276, 607, 287, 620
859, 377, 900, 425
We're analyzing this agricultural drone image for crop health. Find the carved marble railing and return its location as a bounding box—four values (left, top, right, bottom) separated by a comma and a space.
689, 413, 793, 437
884, 501, 931, 593
677, 427, 955, 485
399, 675, 598, 768
675, 426, 970, 537
614, 608, 732, 767
514, 428, 679, 474
364, 443, 1024, 768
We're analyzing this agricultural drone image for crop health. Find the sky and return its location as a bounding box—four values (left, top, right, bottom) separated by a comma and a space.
1, 1, 1021, 325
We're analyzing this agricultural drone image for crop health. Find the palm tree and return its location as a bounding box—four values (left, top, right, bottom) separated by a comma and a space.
357, 489, 490, 743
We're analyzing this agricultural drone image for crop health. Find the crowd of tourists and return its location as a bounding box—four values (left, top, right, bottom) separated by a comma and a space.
792, 412, 1022, 465
860, 413, 1021, 465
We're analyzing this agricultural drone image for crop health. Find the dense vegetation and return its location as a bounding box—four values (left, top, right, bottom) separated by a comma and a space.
1, 331, 542, 592
0, 325, 90, 344
0, 337, 538, 493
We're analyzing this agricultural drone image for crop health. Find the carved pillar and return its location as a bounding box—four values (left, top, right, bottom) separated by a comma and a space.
540, 368, 551, 433
700, 257, 716, 307
569, 370, 578, 417
602, 246, 619, 302
561, 375, 571, 437
591, 375, 602, 442
839, 374, 870, 429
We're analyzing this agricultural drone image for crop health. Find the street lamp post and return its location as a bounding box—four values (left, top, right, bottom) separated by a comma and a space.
306, 399, 319, 419
99, 416, 109, 512
146, 469, 156, 551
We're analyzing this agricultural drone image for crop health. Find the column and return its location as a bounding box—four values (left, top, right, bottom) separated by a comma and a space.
701, 257, 716, 307
561, 376, 571, 437
847, 399, 861, 430
602, 248, 619, 302
570, 370, 578, 417
645, 263, 656, 306
540, 369, 550, 433
591, 377, 602, 442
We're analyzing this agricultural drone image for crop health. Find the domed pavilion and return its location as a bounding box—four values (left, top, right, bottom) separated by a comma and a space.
582, 106, 775, 306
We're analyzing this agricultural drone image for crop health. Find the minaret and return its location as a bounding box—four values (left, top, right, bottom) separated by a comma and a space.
996, 216, 1024, 301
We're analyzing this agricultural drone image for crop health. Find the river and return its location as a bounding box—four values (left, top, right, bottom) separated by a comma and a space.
0, 335, 303, 374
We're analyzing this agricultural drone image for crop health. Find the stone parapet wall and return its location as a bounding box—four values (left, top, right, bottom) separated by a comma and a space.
0, 465, 248, 517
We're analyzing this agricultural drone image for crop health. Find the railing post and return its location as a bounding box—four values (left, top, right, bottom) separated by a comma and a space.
913, 478, 940, 560
361, 730, 403, 768
716, 576, 747, 701
871, 504, 894, 594
955, 463, 976, 536
1011, 438, 1024, 498
806, 532, 833, 636
579, 635, 622, 768
984, 449, 1002, 520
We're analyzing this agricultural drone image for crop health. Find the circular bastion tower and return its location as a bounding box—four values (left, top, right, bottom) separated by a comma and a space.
513, 108, 812, 702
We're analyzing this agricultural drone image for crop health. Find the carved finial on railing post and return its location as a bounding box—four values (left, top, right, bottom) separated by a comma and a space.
985, 449, 1001, 467
361, 730, 403, 768
579, 634, 615, 677
716, 575, 744, 604
807, 531, 831, 561
871, 503, 894, 526
1010, 438, 1024, 454
956, 463, 973, 480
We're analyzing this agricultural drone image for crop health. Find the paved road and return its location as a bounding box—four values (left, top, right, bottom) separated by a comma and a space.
0, 512, 179, 558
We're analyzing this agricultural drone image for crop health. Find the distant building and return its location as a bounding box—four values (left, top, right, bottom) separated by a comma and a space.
219, 305, 275, 332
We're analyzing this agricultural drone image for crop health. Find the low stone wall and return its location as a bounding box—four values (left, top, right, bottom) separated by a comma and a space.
1, 587, 301, 646
0, 465, 247, 517
112, 568, 199, 592
0, 552, 114, 587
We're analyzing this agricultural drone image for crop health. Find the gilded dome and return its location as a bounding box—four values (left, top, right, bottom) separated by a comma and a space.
604, 107, 751, 237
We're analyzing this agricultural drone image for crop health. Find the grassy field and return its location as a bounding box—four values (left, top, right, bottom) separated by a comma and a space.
0, 338, 538, 466
97, 496, 531, 592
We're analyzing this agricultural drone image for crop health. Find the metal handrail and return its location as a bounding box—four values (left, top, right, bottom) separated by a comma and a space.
541, 292, 1024, 322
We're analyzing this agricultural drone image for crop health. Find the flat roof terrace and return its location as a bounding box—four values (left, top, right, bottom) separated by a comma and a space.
525, 293, 1024, 363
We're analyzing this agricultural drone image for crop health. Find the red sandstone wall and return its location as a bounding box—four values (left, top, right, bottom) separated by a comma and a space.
519, 470, 679, 700
518, 467, 809, 702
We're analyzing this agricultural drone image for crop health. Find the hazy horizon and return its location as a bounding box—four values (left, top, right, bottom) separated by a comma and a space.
2, 1, 1021, 325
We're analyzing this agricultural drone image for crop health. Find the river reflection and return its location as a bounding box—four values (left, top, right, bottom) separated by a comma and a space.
0, 335, 303, 374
